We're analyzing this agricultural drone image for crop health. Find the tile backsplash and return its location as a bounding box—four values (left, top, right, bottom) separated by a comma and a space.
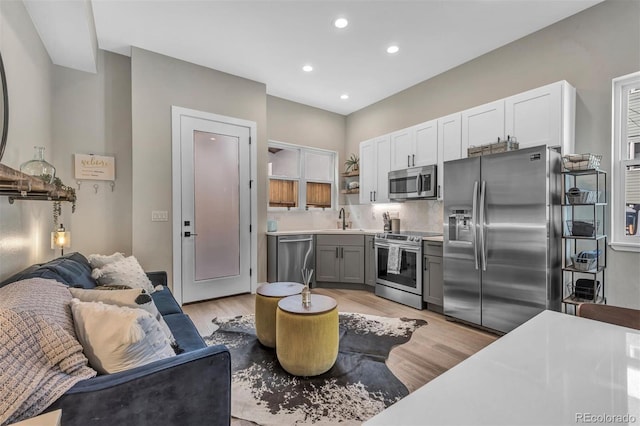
268, 200, 444, 233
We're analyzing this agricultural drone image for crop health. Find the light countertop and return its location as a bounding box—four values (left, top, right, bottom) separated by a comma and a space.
266, 229, 443, 242
364, 310, 640, 425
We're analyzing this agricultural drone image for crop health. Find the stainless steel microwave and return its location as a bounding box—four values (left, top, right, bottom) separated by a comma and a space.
388, 165, 437, 200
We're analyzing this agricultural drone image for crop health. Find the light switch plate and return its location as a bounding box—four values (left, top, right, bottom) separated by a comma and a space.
151, 210, 168, 222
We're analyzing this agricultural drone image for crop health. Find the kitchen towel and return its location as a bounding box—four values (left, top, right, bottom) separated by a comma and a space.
387, 245, 402, 275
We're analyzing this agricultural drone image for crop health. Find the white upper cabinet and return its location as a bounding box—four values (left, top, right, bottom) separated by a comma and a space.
505, 81, 575, 154
461, 81, 576, 157
359, 139, 375, 205
360, 135, 391, 205
414, 120, 438, 167
390, 119, 438, 171
461, 100, 505, 156
437, 113, 462, 200
359, 81, 575, 203
390, 128, 414, 170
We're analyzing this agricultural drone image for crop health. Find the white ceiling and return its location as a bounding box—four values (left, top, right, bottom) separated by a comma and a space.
29, 0, 603, 115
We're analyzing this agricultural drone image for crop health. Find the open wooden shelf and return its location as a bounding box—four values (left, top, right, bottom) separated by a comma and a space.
0, 163, 76, 203
341, 171, 360, 177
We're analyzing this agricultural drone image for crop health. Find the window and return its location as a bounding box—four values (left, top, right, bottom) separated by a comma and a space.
268, 141, 337, 210
611, 71, 640, 252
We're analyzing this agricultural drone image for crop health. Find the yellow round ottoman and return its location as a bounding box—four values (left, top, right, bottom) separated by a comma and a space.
255, 282, 304, 348
276, 294, 339, 377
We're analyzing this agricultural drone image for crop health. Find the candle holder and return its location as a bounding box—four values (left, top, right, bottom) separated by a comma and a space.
301, 268, 313, 308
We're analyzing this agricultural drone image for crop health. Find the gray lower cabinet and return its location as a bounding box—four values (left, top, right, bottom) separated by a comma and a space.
316, 234, 365, 284
423, 241, 443, 311
364, 235, 376, 287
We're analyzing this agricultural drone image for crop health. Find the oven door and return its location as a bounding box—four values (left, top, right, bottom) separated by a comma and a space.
375, 241, 422, 295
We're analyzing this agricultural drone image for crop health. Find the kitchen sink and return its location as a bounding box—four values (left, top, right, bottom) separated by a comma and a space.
318, 228, 365, 234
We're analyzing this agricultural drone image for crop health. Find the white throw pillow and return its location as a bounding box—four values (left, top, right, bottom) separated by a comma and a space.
68, 287, 175, 345
70, 299, 175, 374
91, 256, 155, 293
88, 252, 126, 269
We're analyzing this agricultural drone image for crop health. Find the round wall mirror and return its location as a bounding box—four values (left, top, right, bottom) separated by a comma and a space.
0, 52, 8, 162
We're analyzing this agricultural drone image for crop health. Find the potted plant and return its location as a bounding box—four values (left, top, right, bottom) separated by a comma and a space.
345, 154, 359, 173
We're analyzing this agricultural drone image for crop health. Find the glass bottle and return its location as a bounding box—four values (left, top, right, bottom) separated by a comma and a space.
20, 146, 56, 183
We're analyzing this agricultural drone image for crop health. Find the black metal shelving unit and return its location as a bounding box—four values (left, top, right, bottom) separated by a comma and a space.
561, 168, 607, 314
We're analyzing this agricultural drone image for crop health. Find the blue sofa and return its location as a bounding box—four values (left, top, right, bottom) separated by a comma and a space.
0, 253, 231, 426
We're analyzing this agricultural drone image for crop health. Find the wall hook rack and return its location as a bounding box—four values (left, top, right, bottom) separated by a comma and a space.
110, 181, 115, 192
93, 183, 99, 194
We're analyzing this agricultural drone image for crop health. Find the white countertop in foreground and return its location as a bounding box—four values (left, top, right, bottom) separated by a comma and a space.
266, 229, 443, 242
365, 310, 640, 425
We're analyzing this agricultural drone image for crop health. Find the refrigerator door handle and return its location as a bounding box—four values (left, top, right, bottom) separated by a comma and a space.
479, 180, 487, 271
472, 180, 479, 270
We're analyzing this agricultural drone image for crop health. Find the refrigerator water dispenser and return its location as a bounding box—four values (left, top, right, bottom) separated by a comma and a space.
448, 210, 473, 243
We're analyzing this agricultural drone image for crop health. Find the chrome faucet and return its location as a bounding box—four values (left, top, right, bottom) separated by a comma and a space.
338, 208, 346, 230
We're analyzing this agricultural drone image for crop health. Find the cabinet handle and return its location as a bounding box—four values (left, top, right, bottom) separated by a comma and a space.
412, 154, 415, 167
424, 258, 428, 271
438, 185, 441, 198
370, 191, 373, 202
335, 247, 339, 258
340, 247, 344, 258
373, 191, 376, 201
407, 155, 410, 168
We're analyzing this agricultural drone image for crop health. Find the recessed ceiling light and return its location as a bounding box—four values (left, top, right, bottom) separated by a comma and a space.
340, 94, 349, 100
302, 64, 313, 72
334, 17, 348, 29
386, 45, 399, 54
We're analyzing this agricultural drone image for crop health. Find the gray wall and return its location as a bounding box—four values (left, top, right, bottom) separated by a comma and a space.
0, 0, 55, 280
52, 50, 132, 256
267, 95, 346, 156
130, 47, 267, 286
346, 0, 640, 308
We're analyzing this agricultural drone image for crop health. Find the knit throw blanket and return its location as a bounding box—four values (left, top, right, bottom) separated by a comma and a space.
0, 279, 96, 425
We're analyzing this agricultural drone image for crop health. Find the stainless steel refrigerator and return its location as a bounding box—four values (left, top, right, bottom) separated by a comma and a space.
443, 145, 562, 333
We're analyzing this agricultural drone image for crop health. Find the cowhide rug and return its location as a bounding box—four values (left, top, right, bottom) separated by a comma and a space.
204, 312, 427, 425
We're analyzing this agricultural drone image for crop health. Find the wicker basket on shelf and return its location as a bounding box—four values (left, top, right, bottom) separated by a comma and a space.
562, 153, 602, 171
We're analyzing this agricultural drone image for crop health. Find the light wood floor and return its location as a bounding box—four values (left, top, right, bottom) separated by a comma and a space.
183, 288, 498, 393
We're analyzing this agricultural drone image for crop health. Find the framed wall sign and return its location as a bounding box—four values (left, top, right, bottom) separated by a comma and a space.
74, 154, 115, 181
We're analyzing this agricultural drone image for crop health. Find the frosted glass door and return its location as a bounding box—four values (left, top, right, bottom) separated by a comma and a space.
193, 130, 240, 281
180, 115, 251, 303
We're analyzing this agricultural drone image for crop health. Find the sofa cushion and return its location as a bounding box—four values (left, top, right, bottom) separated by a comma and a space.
0, 253, 96, 289
163, 313, 206, 352
87, 252, 125, 269
91, 256, 155, 293
151, 286, 183, 315
69, 287, 175, 345
70, 299, 176, 374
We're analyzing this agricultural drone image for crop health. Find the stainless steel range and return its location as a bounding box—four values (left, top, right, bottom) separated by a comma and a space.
374, 231, 442, 309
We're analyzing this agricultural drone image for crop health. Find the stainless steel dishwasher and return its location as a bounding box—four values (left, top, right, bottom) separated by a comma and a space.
267, 234, 315, 286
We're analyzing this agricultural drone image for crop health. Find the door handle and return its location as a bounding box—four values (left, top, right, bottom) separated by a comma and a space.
184, 231, 198, 237
472, 181, 479, 270
479, 180, 487, 271
279, 238, 313, 243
